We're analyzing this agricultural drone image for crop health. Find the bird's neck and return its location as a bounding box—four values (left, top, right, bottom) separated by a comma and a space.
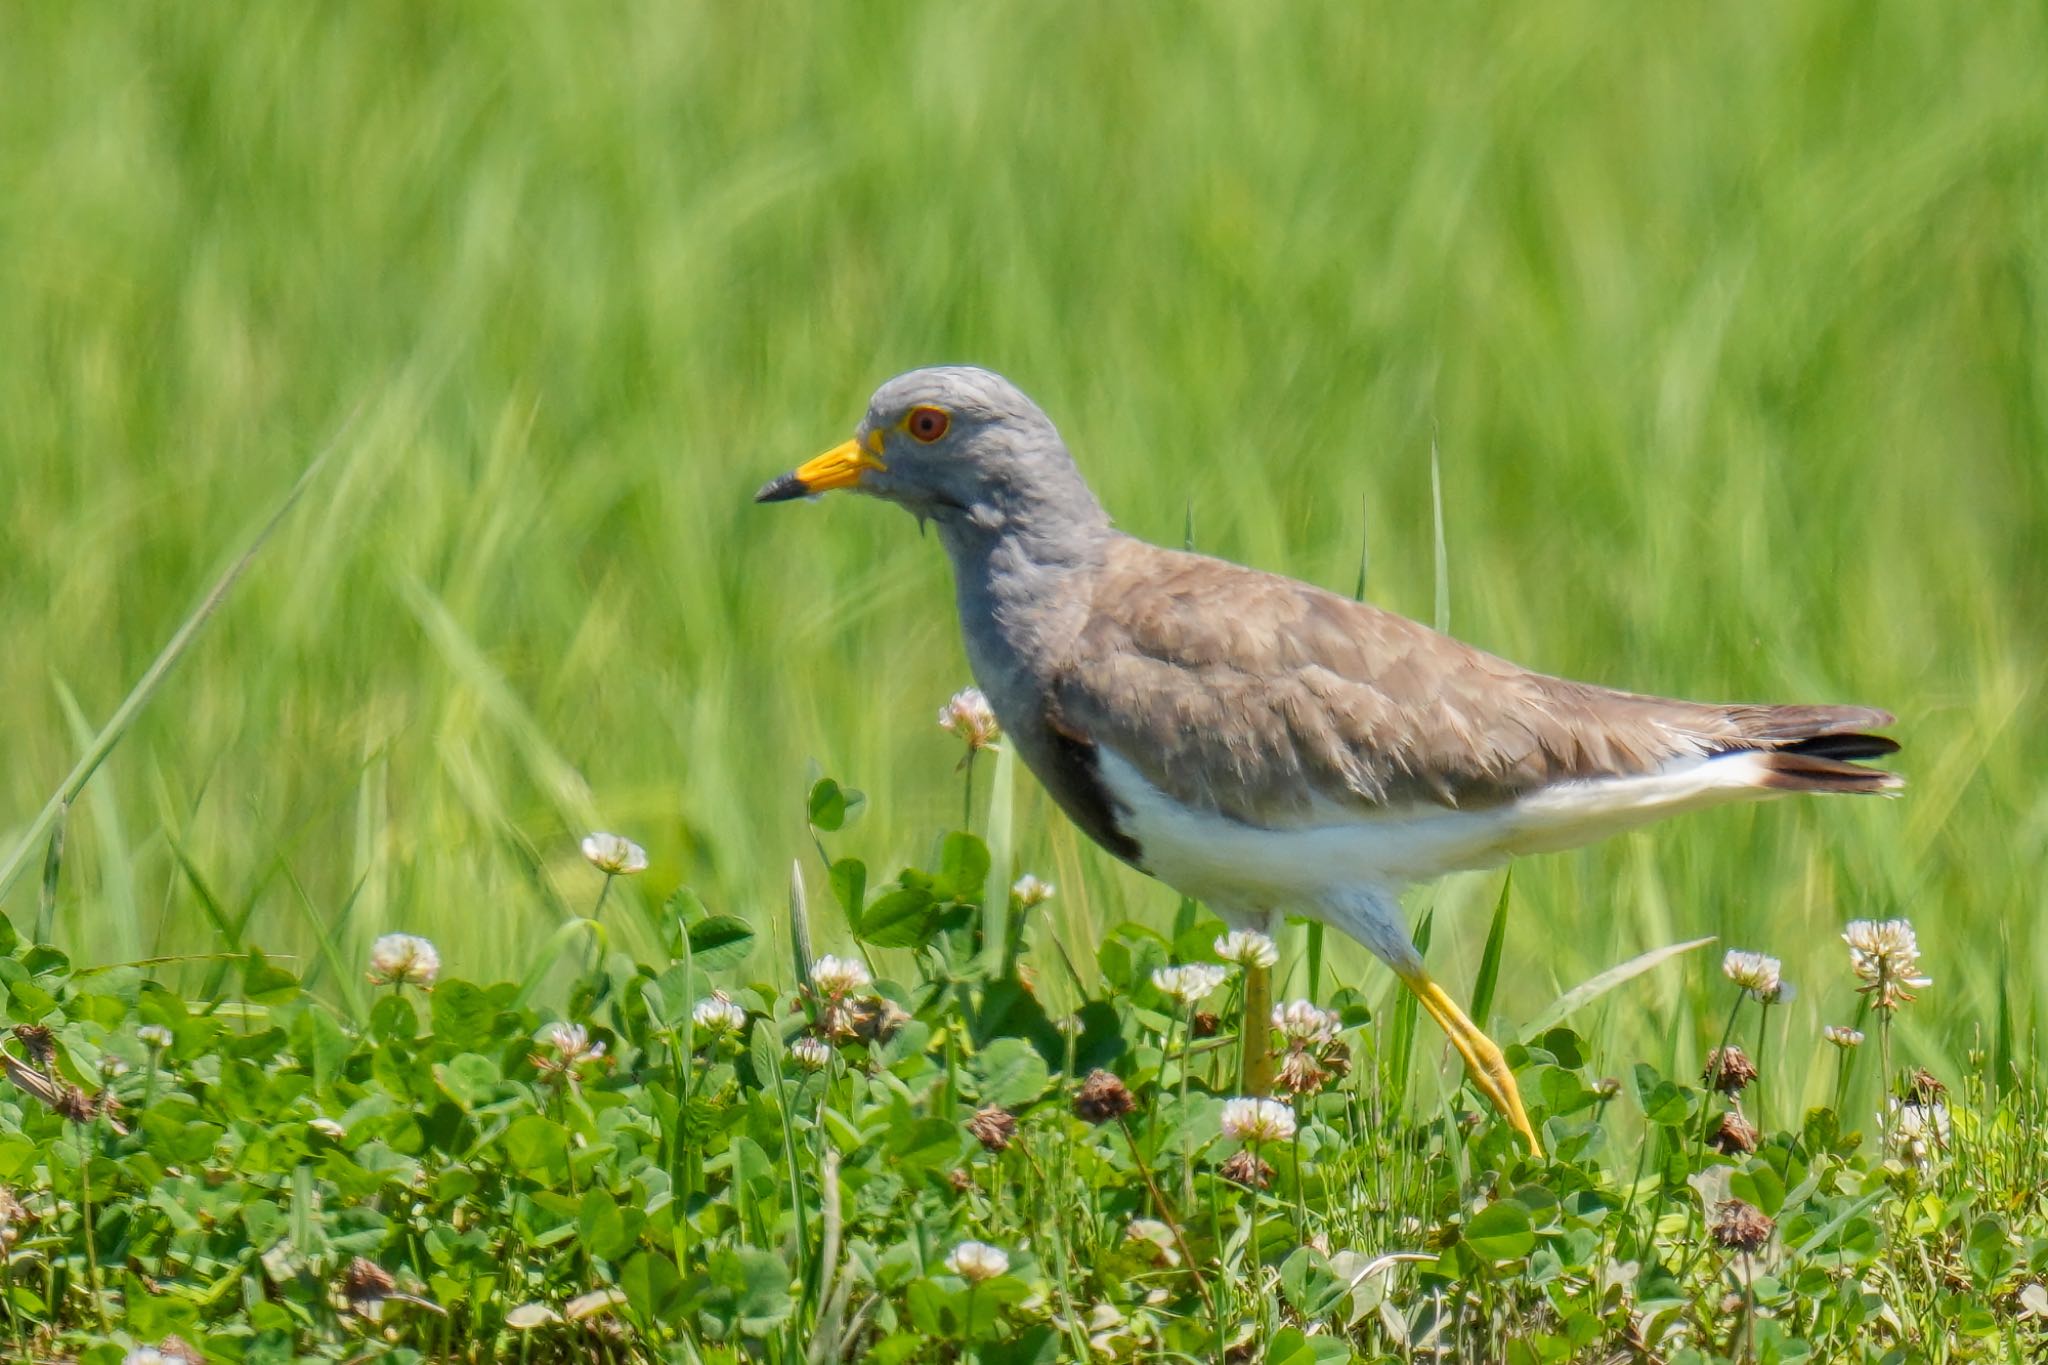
931, 459, 1116, 586
934, 467, 1117, 704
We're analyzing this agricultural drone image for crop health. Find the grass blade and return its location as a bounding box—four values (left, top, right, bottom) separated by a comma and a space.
0, 405, 364, 912
1388, 906, 1434, 1119
51, 677, 140, 961
35, 805, 65, 947
1306, 921, 1325, 1003
788, 859, 814, 991
1429, 426, 1449, 635
1352, 494, 1370, 601
1468, 872, 1513, 1027
279, 858, 371, 1021
510, 918, 608, 1010
1522, 936, 1716, 1038
984, 742, 1017, 978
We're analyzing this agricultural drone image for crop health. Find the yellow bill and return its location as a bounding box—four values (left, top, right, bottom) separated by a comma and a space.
754, 436, 885, 503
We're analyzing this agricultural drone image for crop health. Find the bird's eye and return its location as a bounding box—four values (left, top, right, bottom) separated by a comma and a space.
907, 406, 950, 443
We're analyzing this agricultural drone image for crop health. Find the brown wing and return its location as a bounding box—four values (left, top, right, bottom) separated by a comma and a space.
1048, 539, 1895, 825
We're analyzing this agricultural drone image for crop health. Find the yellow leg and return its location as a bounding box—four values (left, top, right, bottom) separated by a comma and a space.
1398, 969, 1543, 1156
1241, 960, 1275, 1097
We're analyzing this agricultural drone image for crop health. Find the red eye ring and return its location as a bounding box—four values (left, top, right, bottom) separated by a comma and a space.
907, 406, 950, 443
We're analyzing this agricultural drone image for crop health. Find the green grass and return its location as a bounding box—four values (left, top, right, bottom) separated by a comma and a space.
2, 0, 2045, 1136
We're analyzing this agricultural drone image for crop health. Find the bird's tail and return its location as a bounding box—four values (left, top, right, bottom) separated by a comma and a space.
1713, 704, 1902, 794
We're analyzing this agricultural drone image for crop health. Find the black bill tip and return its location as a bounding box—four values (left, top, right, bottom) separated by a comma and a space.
754, 473, 809, 504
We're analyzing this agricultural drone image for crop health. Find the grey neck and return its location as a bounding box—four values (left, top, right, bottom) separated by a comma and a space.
932, 455, 1116, 586
932, 457, 1118, 707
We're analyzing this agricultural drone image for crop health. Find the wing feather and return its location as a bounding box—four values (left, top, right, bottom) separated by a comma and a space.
1047, 540, 1893, 827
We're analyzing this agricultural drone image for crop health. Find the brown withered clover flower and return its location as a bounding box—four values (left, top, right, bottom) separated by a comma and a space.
1711, 1199, 1774, 1254
341, 1257, 397, 1317
1277, 1049, 1329, 1096
11, 1025, 53, 1068
52, 1085, 96, 1124
967, 1105, 1017, 1153
1219, 1149, 1274, 1189
1703, 1045, 1758, 1095
0, 1185, 29, 1243
1710, 1111, 1761, 1156
1271, 1000, 1349, 1097
843, 995, 910, 1046
1904, 1068, 1947, 1105
1073, 1070, 1135, 1124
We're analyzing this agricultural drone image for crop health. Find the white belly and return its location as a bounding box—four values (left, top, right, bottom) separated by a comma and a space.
1095, 746, 1778, 909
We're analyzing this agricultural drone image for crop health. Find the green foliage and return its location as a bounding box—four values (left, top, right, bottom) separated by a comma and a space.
0, 785, 2043, 1361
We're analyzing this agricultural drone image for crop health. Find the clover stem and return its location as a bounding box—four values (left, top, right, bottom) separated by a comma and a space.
1742, 1251, 1757, 1362
1876, 996, 1895, 1102
1114, 1115, 1212, 1314
1753, 999, 1773, 1132
1291, 1124, 1308, 1242
1696, 992, 1747, 1165
1178, 1001, 1196, 1205
76, 1122, 108, 1335
1246, 1138, 1264, 1276
1831, 997, 1872, 1119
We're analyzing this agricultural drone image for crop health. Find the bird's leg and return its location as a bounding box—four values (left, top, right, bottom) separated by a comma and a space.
1396, 967, 1542, 1156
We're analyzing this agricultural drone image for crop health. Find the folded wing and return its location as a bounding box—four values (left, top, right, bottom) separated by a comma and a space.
1048, 540, 1897, 827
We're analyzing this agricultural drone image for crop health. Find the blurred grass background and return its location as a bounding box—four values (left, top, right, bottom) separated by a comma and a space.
1, 2, 2043, 1107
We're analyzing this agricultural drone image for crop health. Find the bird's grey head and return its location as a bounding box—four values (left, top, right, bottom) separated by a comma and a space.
756, 366, 1107, 538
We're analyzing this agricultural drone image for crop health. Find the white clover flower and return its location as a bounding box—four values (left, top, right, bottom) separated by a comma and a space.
691, 993, 748, 1036
810, 954, 873, 998
937, 688, 1001, 751
1214, 929, 1279, 969
1824, 1025, 1864, 1049
310, 1117, 347, 1140
367, 933, 440, 988
945, 1240, 1009, 1283
1272, 998, 1338, 1043
1884, 1098, 1950, 1166
1721, 950, 1782, 999
1844, 918, 1919, 974
1220, 1096, 1297, 1143
544, 1022, 608, 1065
99, 1055, 130, 1079
1150, 963, 1227, 1004
1844, 919, 1931, 1008
122, 1351, 170, 1365
581, 832, 649, 876
791, 1036, 832, 1071
137, 1025, 173, 1051
1010, 874, 1055, 906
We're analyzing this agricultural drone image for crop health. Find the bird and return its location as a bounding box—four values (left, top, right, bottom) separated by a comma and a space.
755, 366, 1901, 1154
